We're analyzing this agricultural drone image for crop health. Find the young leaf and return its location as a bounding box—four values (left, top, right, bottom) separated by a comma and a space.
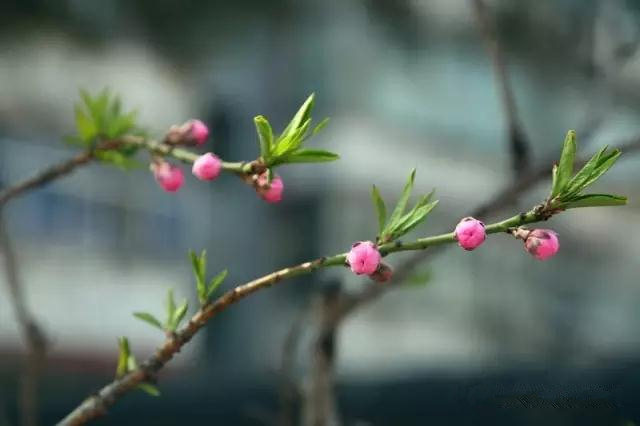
279, 149, 339, 164
554, 130, 577, 196
387, 169, 416, 232
132, 312, 164, 331
280, 93, 315, 140
254, 116, 273, 161
562, 194, 627, 209
207, 269, 228, 300
550, 164, 560, 198
563, 145, 609, 197
137, 383, 161, 397
371, 185, 387, 235
273, 118, 312, 156
190, 250, 206, 303
166, 289, 176, 328
170, 300, 188, 331
74, 106, 97, 143
565, 149, 621, 198
116, 337, 131, 378
387, 200, 439, 238
127, 352, 138, 371
312, 117, 330, 136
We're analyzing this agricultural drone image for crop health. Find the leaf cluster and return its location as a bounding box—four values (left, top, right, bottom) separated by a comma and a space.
371, 169, 439, 243
549, 130, 626, 209
254, 94, 338, 168
69, 89, 142, 169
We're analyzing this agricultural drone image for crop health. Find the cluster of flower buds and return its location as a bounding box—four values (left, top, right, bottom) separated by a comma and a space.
151, 119, 286, 203
452, 216, 560, 260
346, 241, 393, 283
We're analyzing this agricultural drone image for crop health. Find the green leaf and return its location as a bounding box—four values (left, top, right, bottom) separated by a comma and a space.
387, 200, 439, 239
387, 169, 416, 233
371, 185, 387, 235
550, 164, 560, 199
566, 150, 621, 198
170, 300, 188, 331
127, 352, 138, 371
254, 115, 273, 161
116, 337, 131, 378
280, 93, 315, 141
207, 269, 228, 300
74, 106, 97, 143
190, 250, 207, 304
273, 118, 312, 156
137, 383, 161, 397
166, 289, 176, 328
554, 130, 577, 196
278, 149, 339, 164
132, 312, 164, 331
562, 194, 627, 209
312, 117, 330, 136
562, 145, 608, 197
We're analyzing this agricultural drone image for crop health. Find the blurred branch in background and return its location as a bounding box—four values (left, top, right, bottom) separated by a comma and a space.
301, 284, 342, 426
278, 305, 307, 426
0, 213, 47, 426
471, 0, 531, 176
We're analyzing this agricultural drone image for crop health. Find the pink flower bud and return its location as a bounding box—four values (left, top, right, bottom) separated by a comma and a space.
152, 161, 184, 192
454, 217, 486, 251
188, 119, 209, 145
192, 153, 222, 181
346, 241, 381, 275
369, 263, 393, 283
524, 229, 559, 260
256, 172, 284, 203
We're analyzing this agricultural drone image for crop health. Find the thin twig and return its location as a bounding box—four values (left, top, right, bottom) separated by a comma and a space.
58, 210, 550, 425
471, 0, 532, 175
0, 214, 47, 426
0, 151, 93, 207
0, 137, 254, 208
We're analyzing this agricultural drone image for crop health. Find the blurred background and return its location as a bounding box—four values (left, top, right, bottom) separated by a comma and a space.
1, 0, 640, 425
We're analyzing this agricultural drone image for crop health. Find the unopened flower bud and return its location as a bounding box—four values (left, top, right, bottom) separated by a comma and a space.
520, 228, 560, 260
454, 217, 486, 251
165, 119, 209, 146
151, 161, 184, 192
369, 262, 393, 283
346, 241, 381, 275
255, 172, 284, 203
187, 119, 209, 145
192, 153, 222, 181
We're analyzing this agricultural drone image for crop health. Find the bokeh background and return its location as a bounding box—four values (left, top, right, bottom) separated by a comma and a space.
1, 0, 640, 425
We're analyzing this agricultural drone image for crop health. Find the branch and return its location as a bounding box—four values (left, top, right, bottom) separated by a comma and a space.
471, 0, 532, 175
0, 137, 256, 208
58, 210, 548, 425
0, 214, 47, 426
0, 151, 93, 206
333, 135, 640, 322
